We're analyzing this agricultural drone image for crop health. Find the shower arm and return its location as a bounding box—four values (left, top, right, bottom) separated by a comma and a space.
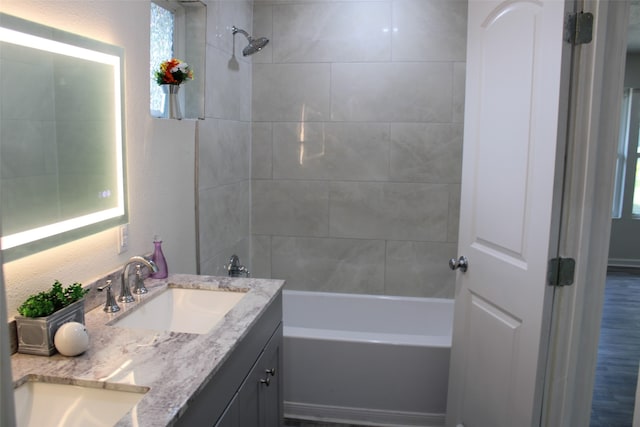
231, 26, 252, 41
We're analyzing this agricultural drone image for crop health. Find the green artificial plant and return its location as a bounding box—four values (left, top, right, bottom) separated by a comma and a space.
17, 280, 88, 318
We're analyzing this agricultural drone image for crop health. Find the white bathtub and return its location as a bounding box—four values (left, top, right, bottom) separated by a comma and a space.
283, 290, 454, 427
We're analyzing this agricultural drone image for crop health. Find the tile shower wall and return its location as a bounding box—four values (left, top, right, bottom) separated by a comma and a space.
251, 0, 467, 298
197, 0, 254, 275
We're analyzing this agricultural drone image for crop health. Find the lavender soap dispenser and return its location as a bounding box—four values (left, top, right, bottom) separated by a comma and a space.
150, 235, 168, 279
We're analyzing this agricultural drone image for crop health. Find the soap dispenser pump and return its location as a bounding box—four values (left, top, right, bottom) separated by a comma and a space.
150, 235, 168, 279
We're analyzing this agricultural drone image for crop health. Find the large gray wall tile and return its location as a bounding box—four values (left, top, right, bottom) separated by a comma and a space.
199, 181, 250, 271
272, 236, 385, 294
200, 237, 250, 277
453, 62, 466, 124
385, 240, 457, 298
253, 63, 331, 122
272, 2, 391, 63
392, 0, 467, 62
198, 119, 250, 190
331, 62, 453, 122
252, 180, 329, 236
448, 184, 461, 243
390, 123, 462, 183
251, 234, 272, 278
205, 44, 251, 121
272, 122, 390, 181
252, 4, 273, 64
252, 122, 273, 179
329, 182, 449, 241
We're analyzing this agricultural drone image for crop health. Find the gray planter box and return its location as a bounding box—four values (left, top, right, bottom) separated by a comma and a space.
15, 299, 85, 356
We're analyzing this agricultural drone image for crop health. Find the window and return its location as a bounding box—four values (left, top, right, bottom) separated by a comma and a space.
149, 1, 205, 119
150, 2, 176, 117
612, 88, 640, 219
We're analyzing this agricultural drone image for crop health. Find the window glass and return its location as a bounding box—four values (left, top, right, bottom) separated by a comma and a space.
150, 2, 174, 117
637, 120, 640, 154
634, 159, 640, 216
612, 88, 631, 218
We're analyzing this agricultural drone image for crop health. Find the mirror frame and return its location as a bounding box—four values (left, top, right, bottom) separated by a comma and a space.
0, 13, 128, 261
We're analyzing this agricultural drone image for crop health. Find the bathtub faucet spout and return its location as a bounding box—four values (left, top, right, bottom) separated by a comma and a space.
227, 254, 250, 277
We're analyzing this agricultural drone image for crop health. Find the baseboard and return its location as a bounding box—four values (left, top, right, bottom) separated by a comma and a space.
608, 258, 640, 269
284, 401, 445, 427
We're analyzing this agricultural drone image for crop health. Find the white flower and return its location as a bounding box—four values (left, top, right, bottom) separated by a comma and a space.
170, 62, 190, 74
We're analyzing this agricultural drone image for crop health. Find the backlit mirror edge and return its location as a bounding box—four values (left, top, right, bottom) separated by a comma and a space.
0, 13, 129, 262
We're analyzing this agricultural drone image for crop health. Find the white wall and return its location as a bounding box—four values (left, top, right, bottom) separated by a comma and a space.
0, 1, 197, 316
609, 53, 640, 267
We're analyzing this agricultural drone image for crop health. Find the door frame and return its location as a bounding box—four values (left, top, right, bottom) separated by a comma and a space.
541, 0, 630, 425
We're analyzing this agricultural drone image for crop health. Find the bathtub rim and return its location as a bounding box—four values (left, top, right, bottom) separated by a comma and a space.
283, 289, 454, 305
283, 289, 453, 347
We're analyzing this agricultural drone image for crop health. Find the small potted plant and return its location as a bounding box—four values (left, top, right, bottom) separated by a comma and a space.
15, 280, 89, 356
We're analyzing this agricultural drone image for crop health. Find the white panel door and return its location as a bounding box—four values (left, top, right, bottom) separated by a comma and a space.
446, 0, 570, 426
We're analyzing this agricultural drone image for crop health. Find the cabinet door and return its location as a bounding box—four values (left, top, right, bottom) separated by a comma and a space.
236, 324, 283, 427
214, 394, 238, 427
260, 326, 282, 427
237, 360, 263, 426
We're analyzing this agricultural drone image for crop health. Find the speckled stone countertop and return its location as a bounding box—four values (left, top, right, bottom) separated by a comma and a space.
10, 274, 285, 427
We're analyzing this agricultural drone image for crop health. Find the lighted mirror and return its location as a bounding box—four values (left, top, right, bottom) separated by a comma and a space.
0, 14, 127, 261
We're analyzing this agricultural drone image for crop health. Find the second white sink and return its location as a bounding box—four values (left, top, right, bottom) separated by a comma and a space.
111, 287, 247, 334
15, 379, 147, 427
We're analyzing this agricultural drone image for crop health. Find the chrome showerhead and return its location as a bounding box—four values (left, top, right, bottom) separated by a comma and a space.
243, 36, 269, 56
231, 25, 269, 56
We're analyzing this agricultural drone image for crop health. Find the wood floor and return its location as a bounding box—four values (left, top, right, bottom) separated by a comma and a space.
591, 269, 640, 427
284, 419, 373, 427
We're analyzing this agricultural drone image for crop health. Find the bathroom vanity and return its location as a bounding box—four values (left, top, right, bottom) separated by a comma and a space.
174, 293, 282, 427
10, 274, 284, 427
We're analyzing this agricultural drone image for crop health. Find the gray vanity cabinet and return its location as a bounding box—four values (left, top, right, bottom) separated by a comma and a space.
218, 324, 282, 427
174, 292, 283, 427
258, 332, 282, 426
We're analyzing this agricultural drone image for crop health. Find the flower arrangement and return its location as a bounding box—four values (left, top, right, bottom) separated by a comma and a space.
154, 58, 194, 85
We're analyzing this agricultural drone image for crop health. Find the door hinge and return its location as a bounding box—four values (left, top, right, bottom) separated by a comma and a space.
564, 12, 594, 45
548, 257, 576, 287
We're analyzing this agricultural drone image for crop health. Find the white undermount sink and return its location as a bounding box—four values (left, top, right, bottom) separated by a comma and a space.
110, 287, 247, 334
14, 379, 147, 427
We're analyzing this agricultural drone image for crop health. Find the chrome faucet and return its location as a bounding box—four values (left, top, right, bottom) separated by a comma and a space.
119, 256, 158, 303
227, 254, 249, 277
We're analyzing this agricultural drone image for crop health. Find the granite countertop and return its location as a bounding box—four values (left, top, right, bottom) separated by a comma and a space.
10, 274, 285, 427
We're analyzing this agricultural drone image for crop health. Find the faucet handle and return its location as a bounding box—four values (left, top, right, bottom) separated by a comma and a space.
97, 280, 120, 313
